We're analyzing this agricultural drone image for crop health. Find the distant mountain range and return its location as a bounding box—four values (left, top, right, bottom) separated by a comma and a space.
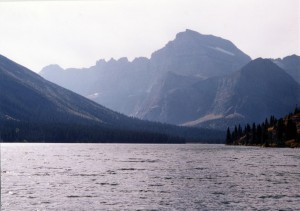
0, 54, 224, 142
271, 55, 300, 84
40, 29, 300, 130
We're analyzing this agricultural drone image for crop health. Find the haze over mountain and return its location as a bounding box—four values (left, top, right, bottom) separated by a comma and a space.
0, 54, 224, 142
40, 29, 300, 130
40, 29, 251, 115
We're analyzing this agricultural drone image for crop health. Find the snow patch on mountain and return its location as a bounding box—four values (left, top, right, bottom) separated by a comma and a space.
86, 93, 99, 99
214, 47, 235, 56
225, 113, 244, 119
182, 114, 224, 126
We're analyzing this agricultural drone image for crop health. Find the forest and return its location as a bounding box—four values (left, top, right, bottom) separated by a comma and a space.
0, 120, 186, 143
226, 107, 300, 147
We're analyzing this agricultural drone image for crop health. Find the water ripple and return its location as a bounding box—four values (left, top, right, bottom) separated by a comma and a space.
1, 144, 300, 210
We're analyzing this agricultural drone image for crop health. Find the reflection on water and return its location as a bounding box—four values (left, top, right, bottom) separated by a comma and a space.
1, 144, 300, 210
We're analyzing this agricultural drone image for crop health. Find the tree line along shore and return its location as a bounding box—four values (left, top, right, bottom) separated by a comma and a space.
226, 107, 300, 148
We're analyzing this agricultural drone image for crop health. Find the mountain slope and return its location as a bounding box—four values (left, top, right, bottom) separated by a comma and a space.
0, 55, 123, 125
135, 72, 210, 124
138, 58, 300, 129
0, 54, 223, 142
188, 58, 300, 129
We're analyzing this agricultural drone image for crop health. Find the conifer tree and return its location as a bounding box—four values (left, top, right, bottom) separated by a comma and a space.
276, 118, 285, 146
251, 123, 256, 145
256, 124, 262, 145
226, 127, 232, 145
286, 119, 297, 140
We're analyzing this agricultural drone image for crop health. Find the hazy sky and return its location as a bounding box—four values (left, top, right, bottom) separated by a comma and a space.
0, 0, 299, 73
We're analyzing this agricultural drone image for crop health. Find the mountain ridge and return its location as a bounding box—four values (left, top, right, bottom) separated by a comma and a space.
271, 54, 300, 84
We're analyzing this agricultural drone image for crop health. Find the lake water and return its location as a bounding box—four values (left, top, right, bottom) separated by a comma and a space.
1, 144, 300, 210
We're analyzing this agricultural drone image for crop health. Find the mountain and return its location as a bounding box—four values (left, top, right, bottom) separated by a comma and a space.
196, 58, 300, 129
150, 29, 251, 78
39, 29, 299, 131
40, 29, 251, 116
41, 57, 153, 115
271, 55, 300, 84
138, 58, 300, 129
135, 72, 212, 125
0, 55, 122, 125
0, 54, 224, 142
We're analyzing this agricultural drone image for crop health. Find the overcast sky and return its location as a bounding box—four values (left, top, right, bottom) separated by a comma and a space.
0, 0, 299, 73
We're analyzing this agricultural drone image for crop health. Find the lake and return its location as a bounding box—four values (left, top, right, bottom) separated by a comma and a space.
1, 143, 300, 210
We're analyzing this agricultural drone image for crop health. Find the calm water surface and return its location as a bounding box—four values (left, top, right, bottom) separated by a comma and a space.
1, 144, 300, 210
